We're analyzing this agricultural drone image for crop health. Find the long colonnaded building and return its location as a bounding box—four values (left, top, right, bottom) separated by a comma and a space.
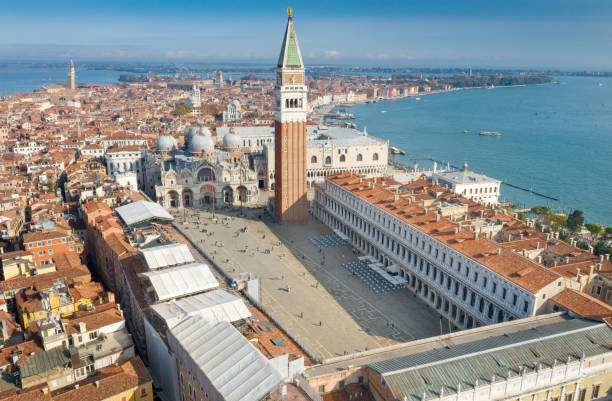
314, 173, 582, 330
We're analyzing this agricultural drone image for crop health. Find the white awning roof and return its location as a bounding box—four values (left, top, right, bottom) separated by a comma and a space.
144, 263, 219, 302
115, 200, 173, 226
151, 289, 251, 329
168, 317, 282, 401
140, 243, 194, 270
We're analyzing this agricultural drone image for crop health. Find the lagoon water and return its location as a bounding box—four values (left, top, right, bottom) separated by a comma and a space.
0, 66, 124, 96
1, 67, 610, 224
350, 76, 612, 225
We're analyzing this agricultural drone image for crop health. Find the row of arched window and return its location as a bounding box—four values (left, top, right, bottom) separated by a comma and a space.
285, 98, 303, 108
311, 153, 379, 164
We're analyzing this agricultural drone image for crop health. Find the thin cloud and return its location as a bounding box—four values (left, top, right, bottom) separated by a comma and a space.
324, 50, 340, 57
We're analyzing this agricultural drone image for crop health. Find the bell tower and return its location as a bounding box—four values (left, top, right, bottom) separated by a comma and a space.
274, 7, 308, 222
68, 59, 75, 90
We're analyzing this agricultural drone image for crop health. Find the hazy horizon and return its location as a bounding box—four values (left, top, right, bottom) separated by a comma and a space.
2, 0, 612, 69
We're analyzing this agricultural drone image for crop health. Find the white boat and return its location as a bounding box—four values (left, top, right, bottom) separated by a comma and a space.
389, 146, 406, 155
381, 110, 387, 113
415, 97, 421, 100
479, 131, 502, 137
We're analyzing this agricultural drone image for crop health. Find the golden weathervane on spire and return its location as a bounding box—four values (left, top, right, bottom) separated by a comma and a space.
287, 7, 292, 17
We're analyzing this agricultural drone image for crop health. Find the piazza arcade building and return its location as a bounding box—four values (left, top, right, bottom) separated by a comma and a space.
314, 174, 577, 331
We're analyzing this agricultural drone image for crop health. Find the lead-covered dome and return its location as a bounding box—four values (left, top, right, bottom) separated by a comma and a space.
184, 125, 200, 145
222, 130, 241, 150
157, 135, 177, 152
189, 134, 214, 154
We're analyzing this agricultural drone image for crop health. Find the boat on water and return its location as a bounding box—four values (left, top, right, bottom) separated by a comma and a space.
599, 82, 604, 87
463, 129, 468, 134
415, 97, 421, 100
389, 146, 406, 155
479, 131, 502, 137
381, 110, 387, 113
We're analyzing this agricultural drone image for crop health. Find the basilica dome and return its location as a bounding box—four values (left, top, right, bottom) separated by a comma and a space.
157, 135, 177, 152
189, 134, 215, 154
222, 130, 241, 150
184, 126, 200, 145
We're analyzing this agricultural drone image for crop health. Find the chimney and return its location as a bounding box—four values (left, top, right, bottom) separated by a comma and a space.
95, 381, 100, 388
588, 245, 594, 254
565, 256, 570, 264
576, 268, 580, 280
600, 254, 605, 263
497, 248, 501, 255
474, 231, 478, 240
536, 256, 542, 264
394, 193, 399, 202
479, 210, 484, 218
79, 322, 87, 333
454, 226, 459, 234
75, 384, 79, 389
536, 242, 540, 249
519, 234, 524, 240
606, 254, 610, 261
436, 214, 440, 222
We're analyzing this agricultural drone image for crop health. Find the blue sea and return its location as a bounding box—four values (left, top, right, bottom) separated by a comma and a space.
350, 76, 612, 226
0, 66, 124, 96
0, 66, 609, 225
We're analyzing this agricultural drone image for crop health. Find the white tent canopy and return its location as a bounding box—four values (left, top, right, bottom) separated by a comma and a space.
141, 243, 194, 270
115, 200, 173, 226
144, 262, 219, 302
151, 289, 251, 329
168, 317, 282, 401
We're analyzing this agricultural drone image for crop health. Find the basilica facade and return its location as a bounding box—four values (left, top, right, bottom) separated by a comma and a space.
143, 127, 260, 210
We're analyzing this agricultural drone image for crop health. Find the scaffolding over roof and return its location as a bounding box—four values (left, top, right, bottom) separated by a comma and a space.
144, 262, 219, 302
140, 243, 194, 270
151, 289, 251, 329
115, 200, 173, 226
168, 316, 283, 401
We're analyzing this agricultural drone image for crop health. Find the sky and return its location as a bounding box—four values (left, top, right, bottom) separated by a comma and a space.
1, 0, 612, 69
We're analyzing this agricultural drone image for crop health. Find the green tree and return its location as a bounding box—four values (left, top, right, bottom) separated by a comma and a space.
566, 210, 584, 233
199, 103, 219, 116
585, 223, 603, 235
173, 105, 192, 116
531, 206, 551, 215
593, 241, 612, 256
517, 212, 526, 221
606, 227, 612, 235
535, 222, 542, 232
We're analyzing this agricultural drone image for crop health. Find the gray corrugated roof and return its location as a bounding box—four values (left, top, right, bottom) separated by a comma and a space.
373, 320, 612, 401
20, 347, 70, 379
370, 318, 597, 374
168, 316, 283, 401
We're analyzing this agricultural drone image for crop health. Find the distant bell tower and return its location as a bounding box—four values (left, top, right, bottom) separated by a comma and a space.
274, 7, 308, 222
68, 59, 75, 89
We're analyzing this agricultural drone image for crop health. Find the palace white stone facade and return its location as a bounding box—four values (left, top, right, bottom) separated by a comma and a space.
105, 146, 146, 190
433, 162, 501, 205
222, 100, 242, 122
216, 125, 388, 190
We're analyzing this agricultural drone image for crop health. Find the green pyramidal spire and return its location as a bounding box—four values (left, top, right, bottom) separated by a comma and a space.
277, 9, 304, 68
